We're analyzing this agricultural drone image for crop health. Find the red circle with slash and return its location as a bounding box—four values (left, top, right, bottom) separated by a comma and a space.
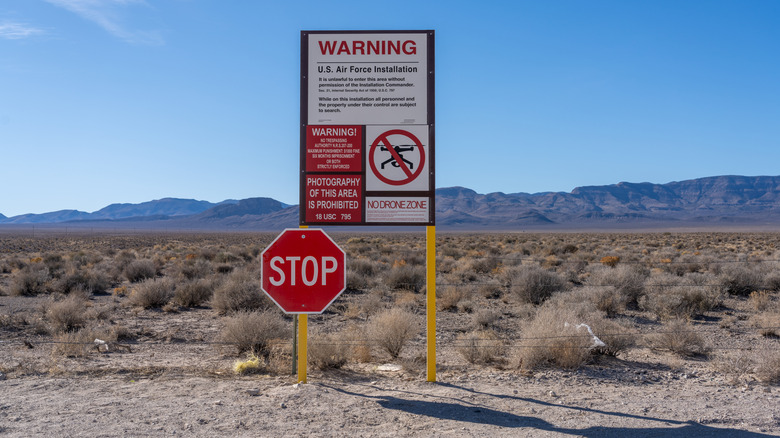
368, 129, 426, 186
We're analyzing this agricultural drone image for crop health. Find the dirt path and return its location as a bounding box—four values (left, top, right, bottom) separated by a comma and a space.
2, 369, 778, 437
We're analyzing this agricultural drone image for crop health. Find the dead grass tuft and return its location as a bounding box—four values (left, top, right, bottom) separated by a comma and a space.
369, 308, 420, 359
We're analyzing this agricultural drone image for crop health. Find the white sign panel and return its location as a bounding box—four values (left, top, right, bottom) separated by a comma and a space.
365, 197, 430, 223
365, 125, 429, 191
307, 33, 428, 126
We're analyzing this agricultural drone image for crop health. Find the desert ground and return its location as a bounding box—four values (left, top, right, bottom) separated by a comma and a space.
1, 230, 779, 436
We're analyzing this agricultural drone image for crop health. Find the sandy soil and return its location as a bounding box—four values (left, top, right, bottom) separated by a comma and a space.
1, 232, 779, 436
2, 365, 779, 437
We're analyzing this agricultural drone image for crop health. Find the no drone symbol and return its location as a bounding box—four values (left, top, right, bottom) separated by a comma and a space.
368, 129, 426, 186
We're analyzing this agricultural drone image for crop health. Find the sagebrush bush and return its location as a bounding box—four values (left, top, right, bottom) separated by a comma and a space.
516, 304, 601, 370
648, 319, 708, 356
752, 309, 780, 338
472, 309, 501, 329
507, 265, 566, 305
212, 269, 270, 314
45, 295, 88, 333
346, 268, 371, 291
54, 266, 110, 295
755, 347, 780, 384
173, 278, 213, 307
719, 264, 763, 296
457, 330, 504, 364
308, 332, 350, 370
580, 286, 625, 317
470, 257, 500, 274
177, 259, 213, 280
438, 286, 468, 312
219, 310, 286, 356
385, 264, 426, 292
9, 263, 50, 296
588, 317, 636, 357
123, 259, 157, 283
641, 272, 722, 319
586, 265, 646, 308
369, 308, 420, 359
129, 278, 174, 308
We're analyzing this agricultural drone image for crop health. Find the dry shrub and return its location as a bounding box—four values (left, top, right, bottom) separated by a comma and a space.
470, 257, 500, 274
212, 269, 270, 315
586, 265, 646, 308
641, 273, 722, 320
123, 259, 157, 283
129, 278, 174, 308
350, 258, 378, 277
752, 310, 780, 338
51, 329, 95, 358
173, 278, 213, 308
369, 308, 420, 359
755, 348, 780, 384
9, 264, 50, 296
712, 352, 753, 380
346, 268, 371, 291
51, 325, 118, 358
438, 286, 468, 312
473, 309, 501, 329
600, 256, 620, 267
219, 310, 286, 356
478, 281, 503, 299
580, 286, 625, 317
385, 264, 426, 292
308, 332, 350, 370
45, 295, 88, 333
516, 305, 595, 371
507, 265, 566, 305
54, 267, 110, 295
341, 325, 372, 363
648, 319, 708, 357
588, 317, 636, 357
749, 290, 773, 312
719, 264, 763, 296
456, 330, 504, 364
177, 259, 213, 280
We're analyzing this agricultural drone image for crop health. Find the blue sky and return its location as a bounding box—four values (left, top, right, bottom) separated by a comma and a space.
1, 0, 779, 217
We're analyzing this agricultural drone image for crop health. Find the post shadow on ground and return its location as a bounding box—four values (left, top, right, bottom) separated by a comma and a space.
320, 383, 774, 438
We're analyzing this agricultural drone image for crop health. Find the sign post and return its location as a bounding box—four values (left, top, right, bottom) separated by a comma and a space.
299, 30, 436, 382
261, 228, 346, 382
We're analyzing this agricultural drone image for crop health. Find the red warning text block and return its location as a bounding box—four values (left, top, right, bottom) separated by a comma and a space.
305, 174, 362, 223
306, 125, 362, 172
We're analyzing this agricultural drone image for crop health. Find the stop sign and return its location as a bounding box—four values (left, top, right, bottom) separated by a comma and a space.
261, 228, 346, 314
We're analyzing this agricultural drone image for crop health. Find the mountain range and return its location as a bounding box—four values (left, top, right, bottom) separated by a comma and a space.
2, 175, 780, 230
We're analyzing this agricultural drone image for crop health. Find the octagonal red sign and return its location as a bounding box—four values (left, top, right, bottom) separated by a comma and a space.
261, 228, 346, 314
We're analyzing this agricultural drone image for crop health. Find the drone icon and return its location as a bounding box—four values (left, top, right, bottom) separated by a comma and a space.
380, 145, 416, 170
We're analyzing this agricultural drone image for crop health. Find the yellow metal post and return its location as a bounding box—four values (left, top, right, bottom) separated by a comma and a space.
426, 225, 436, 382
297, 314, 307, 383
295, 224, 308, 382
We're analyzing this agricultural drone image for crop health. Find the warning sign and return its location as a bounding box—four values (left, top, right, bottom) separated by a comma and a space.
306, 125, 362, 172
301, 30, 434, 226
366, 125, 429, 191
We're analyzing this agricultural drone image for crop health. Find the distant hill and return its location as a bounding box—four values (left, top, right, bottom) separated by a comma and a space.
89, 198, 237, 220
2, 175, 780, 230
0, 198, 236, 224
435, 175, 780, 229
